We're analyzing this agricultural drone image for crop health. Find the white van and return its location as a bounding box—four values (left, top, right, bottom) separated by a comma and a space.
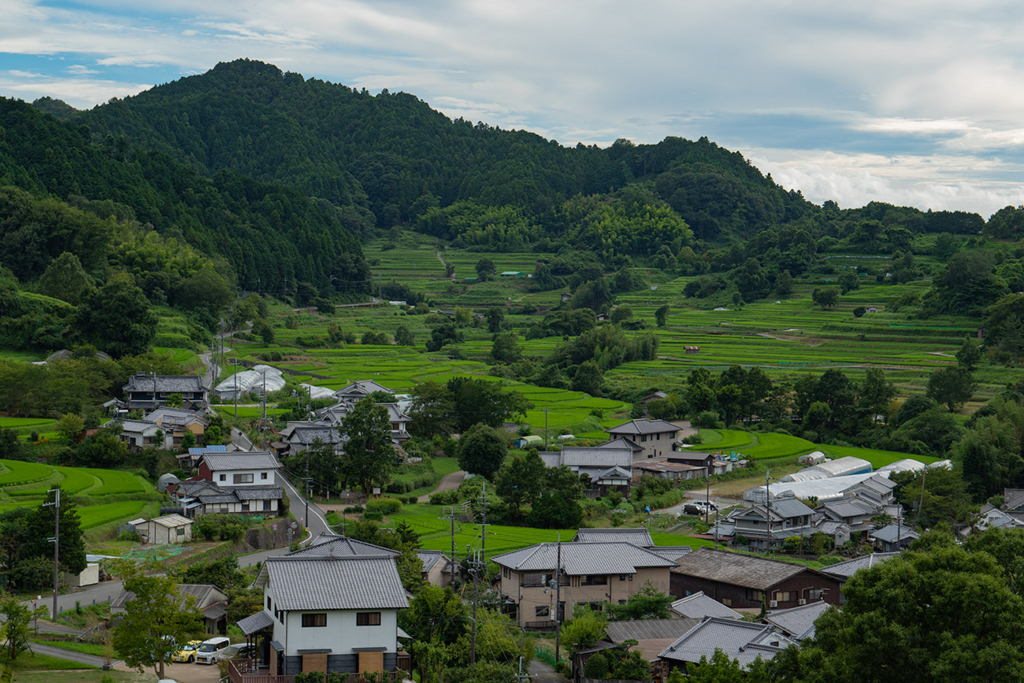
194, 636, 231, 664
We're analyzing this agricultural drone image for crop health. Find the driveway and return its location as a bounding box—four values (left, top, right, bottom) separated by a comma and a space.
114, 659, 222, 683
417, 470, 465, 503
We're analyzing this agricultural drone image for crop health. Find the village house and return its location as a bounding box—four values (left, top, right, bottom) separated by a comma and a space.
540, 447, 633, 497
667, 451, 730, 476
333, 380, 394, 408
279, 422, 344, 457
140, 514, 193, 544
241, 539, 409, 680
670, 548, 842, 610
108, 419, 161, 450
730, 496, 817, 551
869, 523, 919, 552
417, 550, 454, 587
199, 451, 279, 487
597, 437, 645, 457
177, 444, 228, 472
669, 591, 742, 620
633, 460, 706, 483
659, 618, 796, 675
575, 618, 700, 683
606, 419, 680, 459
492, 542, 677, 629
762, 600, 831, 641
122, 373, 208, 413
379, 403, 413, 444
172, 479, 284, 516
639, 391, 669, 415
113, 584, 228, 635
144, 407, 209, 448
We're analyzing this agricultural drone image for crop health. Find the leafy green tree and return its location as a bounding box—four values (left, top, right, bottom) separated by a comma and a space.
485, 307, 504, 334
790, 532, 1024, 683
37, 252, 95, 305
572, 360, 604, 396
527, 492, 582, 529
610, 306, 633, 324
426, 322, 463, 352
395, 324, 415, 347
776, 269, 794, 295
859, 368, 896, 425
408, 381, 456, 438
956, 336, 982, 371
811, 287, 839, 309
78, 278, 158, 358
252, 318, 276, 345
74, 428, 128, 468
340, 398, 396, 493
54, 413, 84, 442
890, 468, 973, 529
838, 271, 860, 294
457, 424, 507, 479
445, 377, 532, 433
0, 594, 33, 662
476, 258, 495, 281
400, 585, 468, 645
927, 366, 976, 412
306, 437, 341, 495
173, 556, 245, 590
113, 562, 205, 679
490, 333, 522, 365
655, 304, 670, 328
559, 605, 608, 658
606, 581, 673, 620
494, 450, 545, 519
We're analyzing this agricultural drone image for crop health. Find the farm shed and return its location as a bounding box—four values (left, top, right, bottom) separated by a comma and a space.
143, 514, 193, 544
514, 435, 544, 449
684, 346, 700, 354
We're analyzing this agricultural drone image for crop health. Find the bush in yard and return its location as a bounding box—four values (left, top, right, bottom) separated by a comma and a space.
363, 511, 383, 521
692, 410, 722, 429
366, 498, 402, 515
584, 653, 610, 679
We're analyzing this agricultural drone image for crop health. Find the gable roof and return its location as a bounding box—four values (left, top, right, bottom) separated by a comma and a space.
671, 548, 816, 591
844, 474, 897, 495
573, 528, 654, 546
607, 419, 680, 436
1005, 488, 1024, 511
821, 500, 877, 519
646, 546, 693, 562
145, 407, 209, 427
202, 451, 279, 471
659, 617, 795, 669
669, 591, 742, 620
108, 419, 159, 434
150, 514, 192, 528
764, 600, 832, 639
112, 583, 224, 610
553, 447, 633, 469
334, 380, 393, 398
870, 523, 920, 543
287, 535, 400, 558
598, 437, 644, 453
417, 550, 452, 573
605, 618, 700, 643
492, 542, 676, 575
256, 556, 409, 611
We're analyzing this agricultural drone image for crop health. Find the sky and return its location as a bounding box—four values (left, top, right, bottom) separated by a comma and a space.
3, 0, 1024, 217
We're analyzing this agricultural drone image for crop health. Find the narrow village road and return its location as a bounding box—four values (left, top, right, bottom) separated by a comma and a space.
275, 471, 332, 542
417, 469, 466, 503
529, 659, 566, 683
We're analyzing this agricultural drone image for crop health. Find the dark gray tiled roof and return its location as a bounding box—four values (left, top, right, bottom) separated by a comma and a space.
289, 427, 342, 444
555, 447, 633, 468
334, 380, 393, 397
203, 451, 279, 471
113, 584, 222, 610
233, 486, 284, 501
572, 528, 654, 546
764, 600, 832, 638
870, 523, 919, 543
646, 546, 693, 562
605, 618, 699, 642
417, 550, 451, 573
671, 548, 810, 591
607, 419, 680, 436
819, 552, 900, 580
492, 542, 676, 575
598, 437, 644, 453
1005, 488, 1024, 511
258, 556, 409, 611
821, 500, 877, 519
124, 375, 205, 393
660, 617, 795, 669
288, 535, 400, 558
670, 592, 741, 620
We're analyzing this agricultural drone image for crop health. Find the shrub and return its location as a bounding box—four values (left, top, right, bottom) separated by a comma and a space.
116, 530, 141, 542
430, 489, 460, 505
584, 653, 610, 679
734, 535, 749, 546
366, 498, 402, 515
363, 511, 383, 521
343, 506, 363, 514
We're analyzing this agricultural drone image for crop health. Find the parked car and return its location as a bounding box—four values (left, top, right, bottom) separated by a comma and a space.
171, 640, 203, 663
194, 636, 231, 664
681, 504, 703, 516
217, 643, 257, 661
692, 500, 719, 512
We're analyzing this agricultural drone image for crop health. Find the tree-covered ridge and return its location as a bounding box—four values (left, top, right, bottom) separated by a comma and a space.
0, 96, 369, 296
70, 59, 813, 242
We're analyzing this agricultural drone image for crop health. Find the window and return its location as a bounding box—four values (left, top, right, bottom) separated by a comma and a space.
618, 600, 626, 605
721, 598, 732, 606
523, 572, 552, 588
302, 613, 327, 628
805, 588, 824, 601
261, 472, 269, 480
234, 473, 254, 484
582, 575, 607, 586
357, 612, 381, 626
772, 591, 794, 603
503, 567, 511, 579
267, 597, 272, 611
619, 574, 627, 582
218, 474, 226, 482
241, 502, 250, 512
535, 606, 549, 617
176, 527, 185, 536
745, 589, 763, 602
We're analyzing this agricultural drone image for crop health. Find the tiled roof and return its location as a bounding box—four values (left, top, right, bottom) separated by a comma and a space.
108, 419, 158, 433
766, 498, 814, 519
289, 426, 342, 444
113, 583, 223, 610
646, 546, 693, 562
764, 600, 832, 639
605, 618, 699, 643
1005, 488, 1024, 511
822, 500, 877, 519
594, 466, 632, 481
870, 523, 919, 543
492, 542, 676, 575
334, 380, 393, 397
572, 528, 654, 546
202, 451, 279, 471
257, 556, 409, 611
124, 375, 205, 393
417, 550, 452, 573
670, 592, 741, 620
288, 535, 400, 558
598, 437, 644, 453
819, 553, 899, 580
232, 486, 283, 501
555, 447, 633, 468
845, 474, 897, 495
671, 548, 810, 591
660, 617, 795, 669
606, 419, 680, 436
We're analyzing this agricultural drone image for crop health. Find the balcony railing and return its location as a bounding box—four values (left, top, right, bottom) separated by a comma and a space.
228, 660, 408, 683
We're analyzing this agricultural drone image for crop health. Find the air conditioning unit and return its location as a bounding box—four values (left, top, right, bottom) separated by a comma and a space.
769, 600, 778, 608
798, 599, 806, 605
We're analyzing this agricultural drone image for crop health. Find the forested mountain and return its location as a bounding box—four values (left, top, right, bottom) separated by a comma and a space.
0, 96, 369, 297
69, 59, 814, 244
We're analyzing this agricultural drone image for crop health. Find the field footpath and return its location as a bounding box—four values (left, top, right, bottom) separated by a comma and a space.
417, 469, 466, 503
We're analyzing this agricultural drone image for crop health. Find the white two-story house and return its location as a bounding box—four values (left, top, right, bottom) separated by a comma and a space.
199, 451, 279, 487
246, 538, 409, 679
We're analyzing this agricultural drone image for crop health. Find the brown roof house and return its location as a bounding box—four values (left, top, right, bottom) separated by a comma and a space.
492, 542, 678, 629
670, 548, 842, 610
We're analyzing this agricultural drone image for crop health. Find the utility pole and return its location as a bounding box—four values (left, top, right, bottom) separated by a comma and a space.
470, 547, 478, 665
554, 534, 562, 665
481, 481, 487, 566
233, 356, 238, 419
440, 506, 458, 581
305, 449, 311, 531
705, 469, 711, 525
765, 469, 772, 555
915, 468, 928, 528
543, 408, 549, 451
471, 484, 488, 666
44, 488, 60, 619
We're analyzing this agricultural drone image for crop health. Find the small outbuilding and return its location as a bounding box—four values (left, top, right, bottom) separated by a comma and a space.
143, 514, 193, 544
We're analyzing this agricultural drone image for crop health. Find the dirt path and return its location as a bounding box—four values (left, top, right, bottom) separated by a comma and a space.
419, 469, 466, 502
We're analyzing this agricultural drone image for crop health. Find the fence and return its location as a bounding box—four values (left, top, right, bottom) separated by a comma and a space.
228, 660, 408, 683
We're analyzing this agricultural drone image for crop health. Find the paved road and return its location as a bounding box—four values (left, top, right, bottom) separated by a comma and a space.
417, 469, 466, 503
276, 471, 332, 542
30, 641, 114, 667
529, 659, 566, 683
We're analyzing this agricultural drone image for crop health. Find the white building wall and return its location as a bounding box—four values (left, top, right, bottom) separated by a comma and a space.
269, 602, 399, 656
210, 468, 275, 486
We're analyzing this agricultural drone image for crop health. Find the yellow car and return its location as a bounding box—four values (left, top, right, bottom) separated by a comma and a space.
171, 640, 203, 663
